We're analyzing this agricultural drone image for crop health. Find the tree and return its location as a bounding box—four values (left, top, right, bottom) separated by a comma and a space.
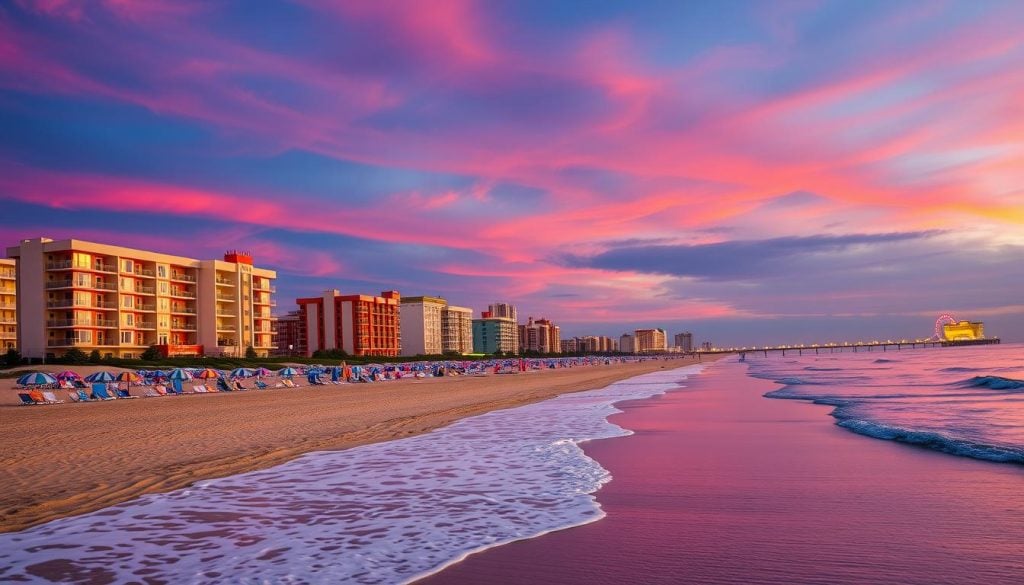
245, 345, 258, 359
88, 349, 103, 364
3, 348, 20, 368
63, 347, 88, 364
140, 345, 161, 361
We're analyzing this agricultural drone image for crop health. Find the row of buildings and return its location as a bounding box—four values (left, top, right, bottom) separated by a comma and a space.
2, 237, 692, 360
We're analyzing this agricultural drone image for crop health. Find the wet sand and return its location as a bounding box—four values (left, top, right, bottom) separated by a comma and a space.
0, 357, 710, 533
422, 358, 1024, 584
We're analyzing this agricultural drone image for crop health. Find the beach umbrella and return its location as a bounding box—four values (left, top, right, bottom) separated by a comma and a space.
277, 367, 298, 378
331, 367, 340, 383
148, 369, 168, 381
84, 371, 116, 383
54, 370, 81, 381
18, 372, 57, 386
230, 367, 255, 378
116, 372, 141, 383
195, 368, 220, 379
168, 368, 192, 381
254, 367, 273, 377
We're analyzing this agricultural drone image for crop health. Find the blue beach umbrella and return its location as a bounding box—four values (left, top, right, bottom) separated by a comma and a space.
278, 367, 298, 378
230, 367, 255, 378
168, 368, 193, 381
331, 367, 340, 382
18, 372, 58, 386
84, 371, 116, 383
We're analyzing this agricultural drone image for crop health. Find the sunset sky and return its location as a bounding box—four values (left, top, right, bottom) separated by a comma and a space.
1, 0, 1022, 345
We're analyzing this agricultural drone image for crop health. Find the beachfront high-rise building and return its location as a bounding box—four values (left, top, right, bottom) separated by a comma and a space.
6, 238, 277, 359
560, 338, 578, 353
674, 331, 694, 352
619, 333, 635, 354
634, 328, 668, 353
442, 305, 474, 354
518, 316, 561, 354
488, 302, 520, 349
400, 296, 447, 356
272, 309, 303, 356
297, 290, 400, 357
472, 311, 518, 354
0, 259, 16, 352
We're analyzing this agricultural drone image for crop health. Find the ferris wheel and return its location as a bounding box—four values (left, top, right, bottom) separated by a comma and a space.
934, 313, 956, 340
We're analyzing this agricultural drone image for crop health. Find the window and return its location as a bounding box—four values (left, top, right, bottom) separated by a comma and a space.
76, 273, 89, 287
122, 259, 133, 273
157, 265, 167, 278
160, 282, 168, 294
120, 331, 132, 343
159, 299, 169, 311
74, 253, 90, 268
124, 313, 135, 326
122, 296, 134, 308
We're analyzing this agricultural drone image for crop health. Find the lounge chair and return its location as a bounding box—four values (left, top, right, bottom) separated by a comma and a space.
29, 390, 49, 404
116, 389, 136, 399
143, 388, 160, 398
282, 379, 296, 388
42, 391, 64, 404
18, 393, 35, 405
76, 389, 91, 402
154, 384, 168, 396
255, 380, 268, 389
91, 384, 115, 400
217, 378, 232, 392
192, 384, 208, 393
67, 391, 81, 402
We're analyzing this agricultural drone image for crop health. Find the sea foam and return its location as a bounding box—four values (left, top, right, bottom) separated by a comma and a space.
0, 365, 703, 584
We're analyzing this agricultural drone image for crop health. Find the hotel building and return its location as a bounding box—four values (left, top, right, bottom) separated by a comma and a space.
487, 302, 520, 349
272, 309, 304, 356
674, 331, 694, 352
472, 312, 518, 354
297, 289, 400, 357
619, 333, 635, 354
519, 316, 561, 354
442, 305, 474, 354
400, 296, 447, 356
634, 328, 668, 353
6, 238, 277, 359
0, 259, 16, 352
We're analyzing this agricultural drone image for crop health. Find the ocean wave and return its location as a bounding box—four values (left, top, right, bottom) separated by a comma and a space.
803, 366, 843, 371
0, 365, 704, 584
836, 418, 1024, 464
873, 358, 896, 363
960, 376, 1024, 390
940, 366, 979, 373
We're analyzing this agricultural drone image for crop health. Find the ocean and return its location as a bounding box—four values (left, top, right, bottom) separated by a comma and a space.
748, 343, 1024, 464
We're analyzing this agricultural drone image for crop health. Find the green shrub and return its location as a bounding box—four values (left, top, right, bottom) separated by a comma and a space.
63, 347, 89, 364
140, 345, 162, 361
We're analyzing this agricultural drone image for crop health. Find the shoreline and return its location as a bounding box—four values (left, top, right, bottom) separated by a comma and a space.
0, 355, 718, 533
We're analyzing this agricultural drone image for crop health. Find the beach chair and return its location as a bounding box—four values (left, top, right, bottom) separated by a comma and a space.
116, 388, 136, 399
154, 384, 168, 396
28, 390, 49, 404
76, 389, 92, 402
143, 388, 160, 398
282, 378, 296, 388
67, 391, 81, 402
255, 379, 268, 390
192, 384, 208, 393
42, 391, 64, 404
18, 393, 35, 405
73, 379, 87, 389
217, 378, 232, 392
91, 384, 115, 400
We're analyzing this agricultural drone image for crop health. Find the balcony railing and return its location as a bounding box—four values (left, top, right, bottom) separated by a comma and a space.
133, 269, 155, 278
46, 300, 118, 309
136, 304, 156, 312
171, 324, 197, 331
170, 273, 196, 282
216, 326, 238, 333
45, 280, 117, 291
47, 319, 118, 328
48, 339, 113, 347
170, 290, 196, 299
216, 294, 236, 301
215, 278, 235, 286
0, 271, 15, 279
170, 306, 197, 314
46, 261, 72, 270
132, 286, 156, 295
0, 319, 17, 325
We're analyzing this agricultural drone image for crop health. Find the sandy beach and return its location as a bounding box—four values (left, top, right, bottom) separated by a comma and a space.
0, 356, 714, 533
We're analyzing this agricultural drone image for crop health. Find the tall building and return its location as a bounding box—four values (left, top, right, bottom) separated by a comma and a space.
518, 316, 561, 354
488, 302, 520, 348
472, 312, 518, 354
560, 338, 578, 353
297, 289, 400, 357
272, 309, 303, 356
634, 328, 668, 353
400, 296, 447, 356
0, 259, 16, 352
674, 331, 694, 352
442, 305, 474, 354
619, 333, 635, 354
6, 238, 277, 359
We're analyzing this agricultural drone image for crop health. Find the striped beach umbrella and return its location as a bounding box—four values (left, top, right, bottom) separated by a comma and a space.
229, 367, 255, 378
18, 372, 58, 386
254, 367, 273, 377
148, 369, 168, 381
84, 371, 116, 383
277, 367, 298, 378
195, 368, 220, 379
55, 370, 81, 380
116, 372, 141, 383
168, 368, 192, 381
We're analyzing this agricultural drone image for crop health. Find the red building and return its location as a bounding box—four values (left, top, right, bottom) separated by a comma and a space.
297, 290, 400, 357
272, 309, 304, 356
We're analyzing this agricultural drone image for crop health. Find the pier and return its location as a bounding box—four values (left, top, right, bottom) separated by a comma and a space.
702, 337, 1001, 358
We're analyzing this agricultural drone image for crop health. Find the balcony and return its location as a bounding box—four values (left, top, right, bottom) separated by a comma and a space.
0, 319, 17, 325
169, 290, 196, 299
216, 325, 237, 333
123, 321, 156, 330
133, 268, 155, 278
47, 319, 118, 328
215, 278, 235, 286
48, 338, 113, 348
132, 286, 156, 295
253, 282, 276, 292
0, 271, 14, 280
170, 273, 196, 282
45, 280, 117, 291
135, 304, 156, 312
170, 306, 197, 315
216, 293, 236, 302
46, 300, 118, 310
171, 323, 197, 331
46, 261, 72, 270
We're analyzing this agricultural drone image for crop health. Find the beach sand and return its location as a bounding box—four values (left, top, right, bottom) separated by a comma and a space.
422, 358, 1024, 584
0, 356, 714, 533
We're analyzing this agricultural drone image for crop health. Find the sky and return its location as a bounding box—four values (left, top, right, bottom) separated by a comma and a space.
1, 0, 1022, 346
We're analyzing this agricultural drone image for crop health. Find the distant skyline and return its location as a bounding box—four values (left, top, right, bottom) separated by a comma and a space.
1, 1, 1021, 345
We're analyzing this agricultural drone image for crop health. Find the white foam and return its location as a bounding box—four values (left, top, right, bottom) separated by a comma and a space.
0, 365, 703, 584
